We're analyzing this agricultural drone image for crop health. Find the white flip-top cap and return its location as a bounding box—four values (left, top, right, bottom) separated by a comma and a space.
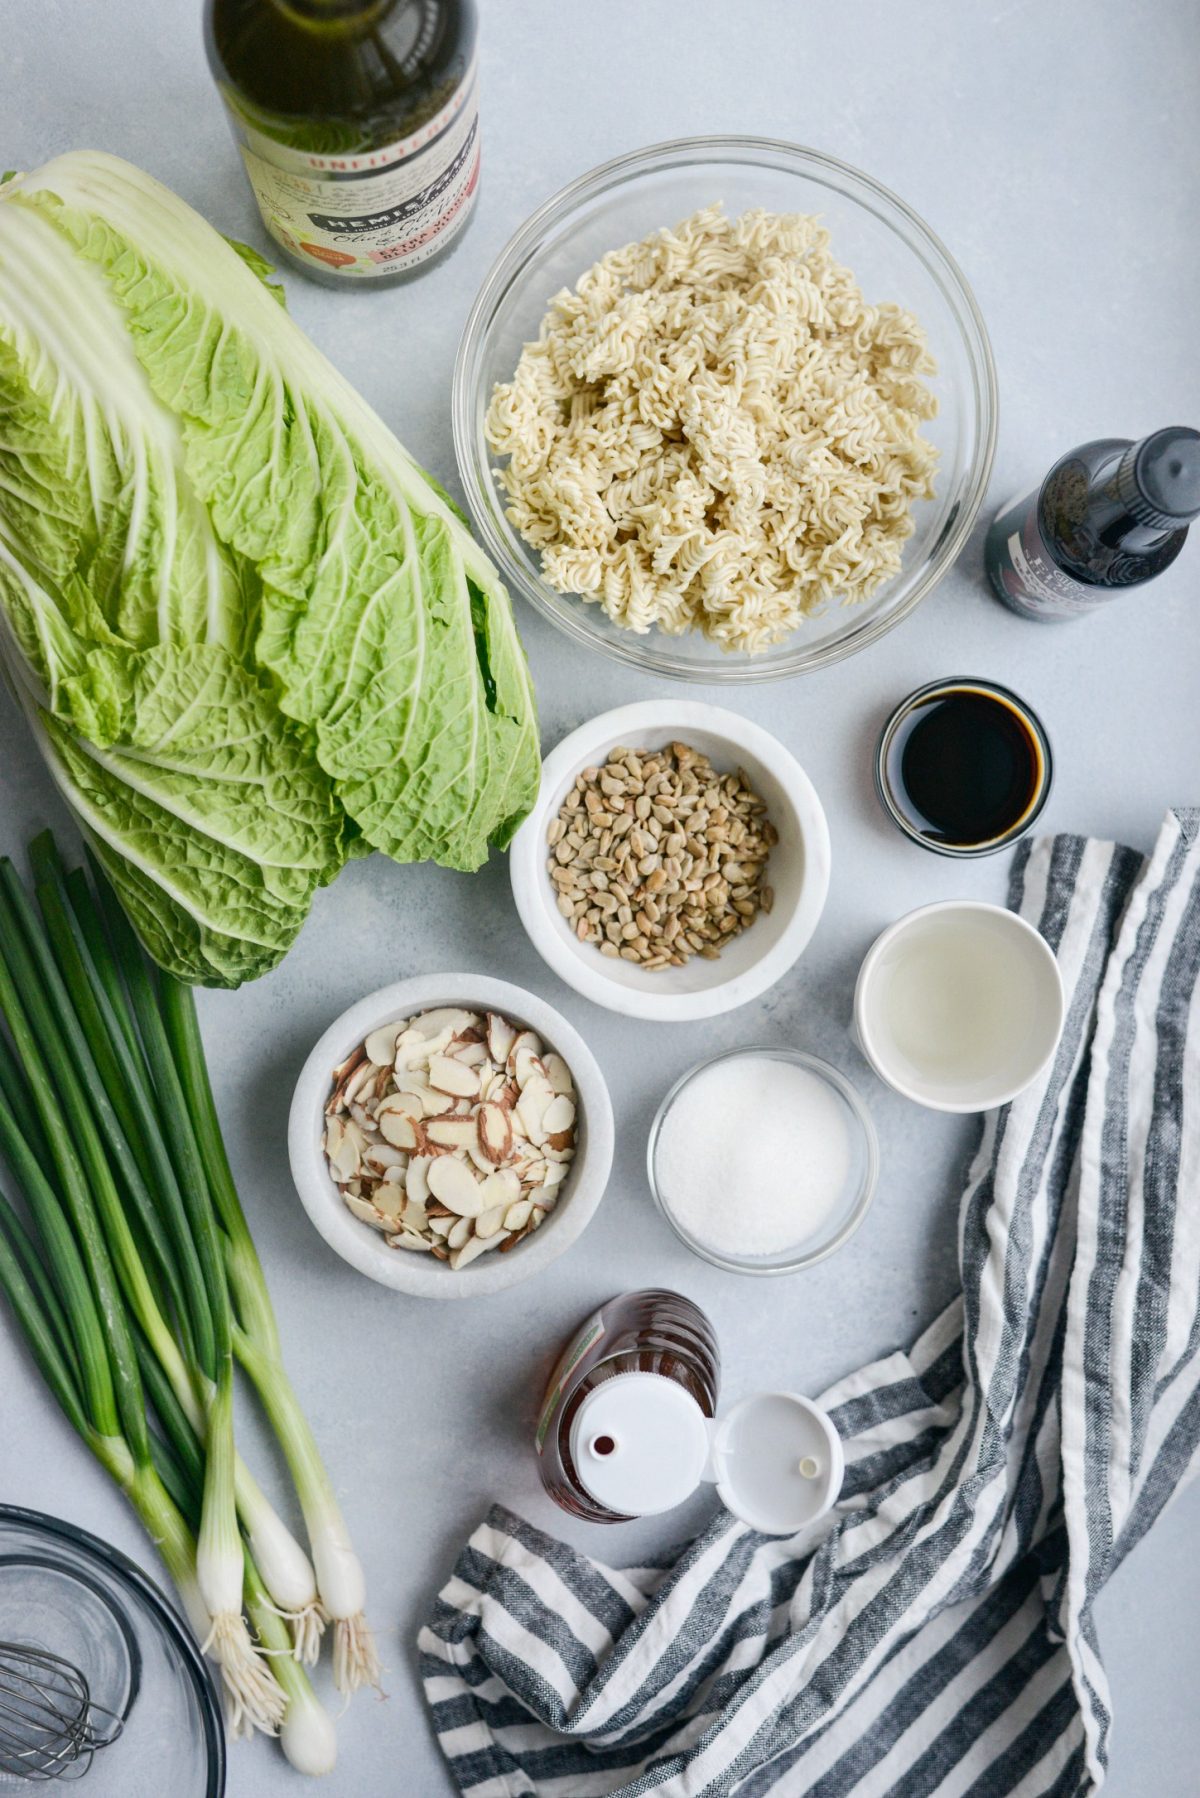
709, 1391, 844, 1534
570, 1375, 843, 1533
571, 1375, 711, 1517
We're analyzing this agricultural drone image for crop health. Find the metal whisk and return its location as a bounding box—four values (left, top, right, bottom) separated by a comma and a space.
0, 1641, 123, 1781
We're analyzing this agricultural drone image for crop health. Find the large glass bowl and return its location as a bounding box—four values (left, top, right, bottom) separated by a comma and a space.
453, 136, 997, 683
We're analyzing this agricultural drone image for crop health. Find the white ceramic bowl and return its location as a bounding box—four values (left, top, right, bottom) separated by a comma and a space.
509, 702, 831, 1022
853, 901, 1065, 1113
288, 975, 614, 1297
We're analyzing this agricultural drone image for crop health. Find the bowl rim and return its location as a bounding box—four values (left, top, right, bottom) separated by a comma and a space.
508, 700, 831, 1021
453, 132, 999, 684
646, 1045, 880, 1274
852, 899, 1067, 1112
287, 973, 615, 1297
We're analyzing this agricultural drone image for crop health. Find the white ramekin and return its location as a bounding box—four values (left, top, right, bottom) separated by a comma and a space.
508, 702, 831, 1022
853, 900, 1065, 1113
288, 974, 614, 1298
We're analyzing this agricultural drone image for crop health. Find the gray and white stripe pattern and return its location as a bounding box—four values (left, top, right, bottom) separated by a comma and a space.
420, 811, 1200, 1797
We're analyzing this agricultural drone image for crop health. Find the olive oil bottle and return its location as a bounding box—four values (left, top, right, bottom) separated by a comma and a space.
204, 0, 480, 287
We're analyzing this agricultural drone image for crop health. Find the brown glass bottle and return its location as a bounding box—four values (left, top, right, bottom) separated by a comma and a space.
536, 1292, 720, 1523
204, 0, 480, 288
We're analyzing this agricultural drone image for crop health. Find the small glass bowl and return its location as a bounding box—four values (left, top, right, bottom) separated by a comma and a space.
453, 135, 997, 683
874, 676, 1053, 858
647, 1046, 879, 1274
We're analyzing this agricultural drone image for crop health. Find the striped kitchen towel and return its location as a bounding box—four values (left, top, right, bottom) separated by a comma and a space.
419, 810, 1200, 1798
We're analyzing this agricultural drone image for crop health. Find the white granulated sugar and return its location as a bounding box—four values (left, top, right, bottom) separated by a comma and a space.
656, 1057, 852, 1259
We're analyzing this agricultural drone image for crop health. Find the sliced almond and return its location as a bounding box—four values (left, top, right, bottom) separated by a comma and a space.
513, 1047, 547, 1091
428, 1214, 453, 1238
426, 1155, 488, 1217
374, 1183, 407, 1221
477, 1102, 513, 1165
391, 1075, 439, 1113
411, 1007, 478, 1040
425, 1116, 478, 1151
546, 1131, 574, 1154
487, 1012, 518, 1065
542, 1053, 575, 1096
502, 1198, 533, 1232
516, 1076, 553, 1146
542, 1095, 576, 1137
405, 1156, 431, 1208
428, 1054, 480, 1099
348, 1100, 378, 1134
364, 1023, 402, 1067
430, 1243, 450, 1261
377, 1087, 426, 1122
391, 1231, 432, 1253
343, 1194, 389, 1233
377, 1108, 419, 1151
449, 1234, 493, 1270
541, 1161, 569, 1188
447, 1216, 473, 1251
474, 1204, 507, 1240
327, 1117, 364, 1178
451, 1039, 489, 1067
343, 1059, 378, 1106
508, 1031, 543, 1074
391, 1028, 426, 1071
402, 1200, 428, 1235
480, 1167, 521, 1208
530, 1205, 547, 1228
327, 1046, 366, 1112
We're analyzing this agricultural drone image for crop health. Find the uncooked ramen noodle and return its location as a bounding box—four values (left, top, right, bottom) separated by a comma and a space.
486, 205, 938, 654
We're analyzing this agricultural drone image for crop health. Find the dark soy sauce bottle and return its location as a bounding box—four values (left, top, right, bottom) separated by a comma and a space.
986, 427, 1200, 620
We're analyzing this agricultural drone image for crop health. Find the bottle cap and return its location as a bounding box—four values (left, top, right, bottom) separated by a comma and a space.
1116, 427, 1200, 529
709, 1391, 845, 1534
570, 1376, 843, 1532
570, 1375, 711, 1517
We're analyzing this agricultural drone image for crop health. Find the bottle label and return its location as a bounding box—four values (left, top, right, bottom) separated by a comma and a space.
535, 1310, 606, 1455
987, 486, 1103, 619
230, 53, 480, 279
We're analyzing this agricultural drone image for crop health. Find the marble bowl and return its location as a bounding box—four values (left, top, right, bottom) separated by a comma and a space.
288, 974, 614, 1298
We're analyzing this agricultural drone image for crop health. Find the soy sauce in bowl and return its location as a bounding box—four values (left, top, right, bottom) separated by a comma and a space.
876, 679, 1052, 858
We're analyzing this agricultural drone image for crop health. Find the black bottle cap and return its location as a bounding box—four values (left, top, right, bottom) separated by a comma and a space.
1116, 428, 1200, 529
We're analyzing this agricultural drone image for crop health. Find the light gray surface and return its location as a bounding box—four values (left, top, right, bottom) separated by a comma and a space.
1, 2, 1199, 1794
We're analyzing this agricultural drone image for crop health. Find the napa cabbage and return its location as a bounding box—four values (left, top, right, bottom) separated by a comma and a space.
0, 153, 539, 986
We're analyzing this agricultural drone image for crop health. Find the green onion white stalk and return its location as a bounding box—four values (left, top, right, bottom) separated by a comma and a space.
138, 1340, 337, 1775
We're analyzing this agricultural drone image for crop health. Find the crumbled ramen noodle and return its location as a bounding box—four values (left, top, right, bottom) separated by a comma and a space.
486, 205, 938, 654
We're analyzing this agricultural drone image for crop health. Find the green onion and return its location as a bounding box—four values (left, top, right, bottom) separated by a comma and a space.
0, 833, 365, 1755
0, 849, 285, 1736
161, 974, 379, 1691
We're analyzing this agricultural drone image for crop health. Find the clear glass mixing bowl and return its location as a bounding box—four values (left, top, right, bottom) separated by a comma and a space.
453, 136, 998, 683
